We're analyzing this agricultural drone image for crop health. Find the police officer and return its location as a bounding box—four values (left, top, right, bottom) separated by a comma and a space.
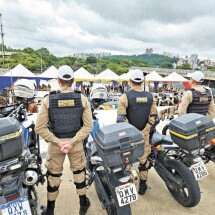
179, 71, 215, 118
35, 65, 92, 215
117, 69, 158, 195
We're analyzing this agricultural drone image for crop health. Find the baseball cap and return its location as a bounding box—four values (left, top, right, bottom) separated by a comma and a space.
130, 69, 144, 83
190, 71, 204, 82
58, 65, 74, 80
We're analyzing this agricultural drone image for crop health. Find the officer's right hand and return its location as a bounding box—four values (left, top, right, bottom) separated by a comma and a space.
58, 140, 72, 153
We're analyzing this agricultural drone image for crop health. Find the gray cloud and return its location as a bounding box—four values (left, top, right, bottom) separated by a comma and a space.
0, 0, 215, 58
76, 0, 215, 25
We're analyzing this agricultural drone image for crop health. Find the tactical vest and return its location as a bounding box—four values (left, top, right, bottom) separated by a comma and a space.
187, 88, 212, 115
126, 90, 153, 130
48, 91, 83, 138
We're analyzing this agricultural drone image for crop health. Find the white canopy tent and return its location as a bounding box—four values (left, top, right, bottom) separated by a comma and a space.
163, 72, 189, 82
119, 73, 130, 81
4, 64, 35, 77
74, 67, 94, 81
39, 65, 58, 79
145, 71, 164, 82
95, 69, 119, 81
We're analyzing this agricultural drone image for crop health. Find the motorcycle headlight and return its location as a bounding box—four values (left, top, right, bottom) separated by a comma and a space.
23, 169, 38, 186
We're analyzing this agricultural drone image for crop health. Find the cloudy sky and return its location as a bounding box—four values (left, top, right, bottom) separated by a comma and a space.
0, 0, 215, 58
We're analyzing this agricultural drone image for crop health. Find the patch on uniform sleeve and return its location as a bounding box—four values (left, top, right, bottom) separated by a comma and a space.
136, 97, 148, 103
58, 100, 75, 107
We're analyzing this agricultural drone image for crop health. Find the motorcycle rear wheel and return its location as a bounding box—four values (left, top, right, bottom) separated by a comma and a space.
165, 159, 200, 207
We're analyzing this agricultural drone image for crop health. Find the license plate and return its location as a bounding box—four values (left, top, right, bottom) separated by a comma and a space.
115, 183, 138, 207
1, 199, 32, 215
191, 161, 208, 181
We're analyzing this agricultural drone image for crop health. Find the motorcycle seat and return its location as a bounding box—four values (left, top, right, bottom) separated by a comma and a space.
151, 132, 173, 146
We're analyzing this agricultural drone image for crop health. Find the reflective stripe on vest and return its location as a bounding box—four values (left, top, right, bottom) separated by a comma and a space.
48, 92, 83, 138
126, 90, 153, 130
187, 88, 212, 115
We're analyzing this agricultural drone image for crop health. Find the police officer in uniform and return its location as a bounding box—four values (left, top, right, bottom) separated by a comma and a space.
35, 65, 92, 215
179, 71, 215, 118
117, 70, 157, 195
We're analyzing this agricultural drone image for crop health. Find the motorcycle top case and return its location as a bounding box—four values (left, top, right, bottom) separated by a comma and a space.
169, 113, 215, 151
0, 117, 23, 161
95, 122, 144, 168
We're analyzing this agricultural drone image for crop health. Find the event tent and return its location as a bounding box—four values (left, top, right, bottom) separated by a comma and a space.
39, 65, 58, 79
119, 73, 130, 81
163, 72, 188, 82
95, 69, 119, 81
145, 71, 163, 82
74, 67, 94, 81
0, 64, 37, 91
4, 64, 35, 77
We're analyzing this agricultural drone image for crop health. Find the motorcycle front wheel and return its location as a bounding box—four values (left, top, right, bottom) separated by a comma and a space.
165, 159, 200, 207
28, 187, 38, 215
106, 204, 131, 215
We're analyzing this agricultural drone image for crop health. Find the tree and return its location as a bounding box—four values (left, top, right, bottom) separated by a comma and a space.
23, 47, 34, 54
36, 48, 50, 56
86, 56, 97, 64
177, 63, 192, 70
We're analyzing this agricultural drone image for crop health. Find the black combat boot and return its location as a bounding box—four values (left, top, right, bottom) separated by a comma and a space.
79, 195, 90, 215
138, 179, 147, 195
42, 201, 55, 215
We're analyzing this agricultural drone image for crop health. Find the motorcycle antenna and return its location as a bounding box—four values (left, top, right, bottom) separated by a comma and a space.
0, 13, 5, 66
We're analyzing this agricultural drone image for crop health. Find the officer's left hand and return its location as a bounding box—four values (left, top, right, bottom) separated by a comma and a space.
60, 143, 72, 154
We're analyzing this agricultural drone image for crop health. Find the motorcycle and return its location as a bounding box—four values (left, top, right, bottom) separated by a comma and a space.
149, 131, 201, 207
86, 119, 143, 215
155, 113, 215, 207
0, 104, 45, 215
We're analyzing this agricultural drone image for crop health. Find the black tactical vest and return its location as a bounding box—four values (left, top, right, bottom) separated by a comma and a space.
126, 90, 153, 130
187, 88, 212, 115
48, 92, 83, 138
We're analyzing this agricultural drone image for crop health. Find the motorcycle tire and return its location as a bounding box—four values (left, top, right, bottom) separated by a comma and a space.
107, 203, 132, 215
28, 187, 38, 215
106, 202, 117, 215
165, 159, 200, 207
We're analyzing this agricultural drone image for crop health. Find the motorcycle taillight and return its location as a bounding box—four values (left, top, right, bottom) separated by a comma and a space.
5, 193, 20, 202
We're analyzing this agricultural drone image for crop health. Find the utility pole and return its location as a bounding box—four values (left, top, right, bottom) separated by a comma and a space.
0, 13, 5, 66
40, 54, 43, 73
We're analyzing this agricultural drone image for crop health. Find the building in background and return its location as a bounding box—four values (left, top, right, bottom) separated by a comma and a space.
145, 48, 153, 55
72, 52, 112, 59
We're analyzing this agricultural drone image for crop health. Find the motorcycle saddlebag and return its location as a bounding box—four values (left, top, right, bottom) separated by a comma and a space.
95, 122, 144, 168
169, 113, 215, 152
0, 117, 23, 161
